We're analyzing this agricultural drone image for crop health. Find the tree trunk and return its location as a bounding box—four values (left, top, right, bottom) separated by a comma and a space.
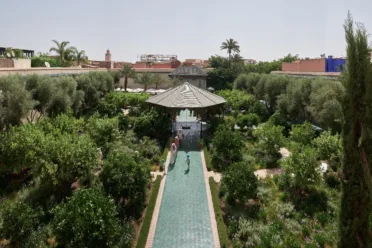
124, 77, 128, 92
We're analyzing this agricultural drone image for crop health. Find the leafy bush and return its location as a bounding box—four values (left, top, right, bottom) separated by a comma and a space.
281, 146, 321, 190
86, 115, 120, 152
253, 123, 285, 158
100, 150, 150, 217
0, 200, 39, 246
325, 172, 340, 189
134, 109, 170, 139
289, 122, 316, 146
52, 188, 131, 247
209, 177, 229, 248
31, 56, 71, 67
312, 130, 341, 161
222, 162, 258, 204
235, 113, 260, 129
211, 124, 244, 170
136, 175, 161, 248
118, 113, 130, 132
97, 100, 118, 117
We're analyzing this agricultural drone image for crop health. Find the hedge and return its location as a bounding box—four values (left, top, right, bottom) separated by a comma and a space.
136, 175, 162, 248
209, 176, 229, 248
203, 144, 212, 171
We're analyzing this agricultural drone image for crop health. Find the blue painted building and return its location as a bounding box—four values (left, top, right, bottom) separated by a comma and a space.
325, 56, 346, 72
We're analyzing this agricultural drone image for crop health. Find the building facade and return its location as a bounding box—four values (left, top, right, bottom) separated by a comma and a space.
168, 65, 207, 89
282, 56, 346, 73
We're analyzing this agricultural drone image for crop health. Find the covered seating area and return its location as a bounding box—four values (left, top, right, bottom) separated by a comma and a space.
146, 82, 226, 139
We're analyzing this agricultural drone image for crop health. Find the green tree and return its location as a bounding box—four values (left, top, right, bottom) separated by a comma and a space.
0, 200, 39, 246
211, 124, 244, 170
49, 40, 74, 61
52, 189, 131, 247
153, 73, 163, 89
100, 150, 150, 217
253, 123, 285, 157
208, 55, 229, 68
71, 47, 88, 65
220, 38, 240, 67
231, 53, 244, 64
233, 74, 249, 90
120, 64, 137, 91
86, 115, 120, 151
207, 68, 236, 90
135, 72, 154, 91
222, 162, 258, 204
282, 146, 321, 190
236, 113, 260, 129
339, 13, 372, 247
312, 130, 341, 161
133, 109, 170, 139
289, 122, 316, 146
0, 75, 37, 128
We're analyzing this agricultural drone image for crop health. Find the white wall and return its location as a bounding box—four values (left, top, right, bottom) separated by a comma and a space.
12, 59, 31, 69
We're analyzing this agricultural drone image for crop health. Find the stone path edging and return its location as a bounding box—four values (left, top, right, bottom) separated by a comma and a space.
145, 151, 171, 248
201, 150, 221, 248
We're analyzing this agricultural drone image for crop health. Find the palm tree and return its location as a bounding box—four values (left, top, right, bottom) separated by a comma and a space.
231, 53, 243, 64
168, 76, 182, 87
220, 38, 240, 67
135, 72, 154, 91
72, 48, 88, 65
49, 40, 74, 61
152, 74, 163, 89
120, 64, 137, 91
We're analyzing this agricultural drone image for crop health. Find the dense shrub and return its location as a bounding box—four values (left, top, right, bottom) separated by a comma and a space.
289, 122, 316, 146
134, 109, 170, 139
211, 124, 244, 170
222, 162, 258, 204
52, 188, 131, 247
0, 200, 39, 246
100, 150, 150, 218
253, 123, 285, 158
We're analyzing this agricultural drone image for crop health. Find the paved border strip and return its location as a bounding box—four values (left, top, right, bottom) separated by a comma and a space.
145, 151, 171, 248
201, 150, 221, 248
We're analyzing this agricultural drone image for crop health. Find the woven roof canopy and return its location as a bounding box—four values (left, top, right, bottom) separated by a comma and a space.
146, 82, 226, 109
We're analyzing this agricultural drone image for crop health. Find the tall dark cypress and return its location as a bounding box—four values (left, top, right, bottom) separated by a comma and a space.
339, 12, 372, 248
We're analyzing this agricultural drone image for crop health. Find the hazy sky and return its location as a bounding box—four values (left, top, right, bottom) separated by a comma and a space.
1, 0, 371, 62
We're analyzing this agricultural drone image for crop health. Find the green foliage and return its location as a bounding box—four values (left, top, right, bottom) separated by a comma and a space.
289, 122, 316, 146
135, 72, 155, 91
76, 71, 114, 109
253, 123, 285, 157
208, 55, 229, 68
277, 78, 312, 120
340, 12, 372, 247
86, 115, 120, 152
97, 100, 118, 117
312, 130, 341, 161
236, 113, 260, 129
211, 124, 244, 170
31, 56, 72, 67
120, 64, 137, 91
222, 162, 258, 204
216, 89, 256, 114
52, 188, 131, 248
209, 177, 229, 248
136, 175, 161, 248
0, 200, 39, 246
104, 92, 149, 110
207, 68, 236, 90
134, 109, 170, 139
203, 141, 212, 171
268, 111, 287, 126
0, 75, 37, 128
281, 146, 321, 189
100, 150, 150, 217
117, 113, 130, 132
13, 48, 25, 58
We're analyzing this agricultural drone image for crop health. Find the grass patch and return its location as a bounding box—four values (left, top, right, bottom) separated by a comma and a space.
209, 177, 229, 248
136, 175, 162, 248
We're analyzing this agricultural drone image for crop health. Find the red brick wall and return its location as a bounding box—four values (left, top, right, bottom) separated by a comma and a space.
282, 58, 325, 72
0, 58, 14, 68
132, 60, 181, 69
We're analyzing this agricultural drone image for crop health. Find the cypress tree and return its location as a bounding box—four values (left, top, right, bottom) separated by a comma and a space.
339, 12, 372, 247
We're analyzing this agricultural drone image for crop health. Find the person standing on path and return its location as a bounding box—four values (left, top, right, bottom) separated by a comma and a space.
186, 154, 190, 170
174, 136, 179, 149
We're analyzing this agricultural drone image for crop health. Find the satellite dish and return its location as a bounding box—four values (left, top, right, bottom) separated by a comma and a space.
6, 53, 11, 58
11, 51, 15, 57
45, 62, 50, 68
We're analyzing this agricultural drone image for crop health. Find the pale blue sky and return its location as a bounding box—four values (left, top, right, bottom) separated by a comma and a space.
1, 0, 371, 62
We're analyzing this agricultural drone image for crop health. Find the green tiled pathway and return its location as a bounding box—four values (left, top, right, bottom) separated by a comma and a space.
152, 142, 214, 248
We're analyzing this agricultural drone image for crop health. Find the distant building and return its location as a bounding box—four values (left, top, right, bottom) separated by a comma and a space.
183, 59, 209, 68
168, 65, 207, 89
244, 59, 257, 65
282, 56, 346, 73
87, 49, 131, 69
132, 54, 181, 69
0, 47, 34, 58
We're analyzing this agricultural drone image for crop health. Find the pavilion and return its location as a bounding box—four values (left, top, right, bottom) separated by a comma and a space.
146, 82, 226, 138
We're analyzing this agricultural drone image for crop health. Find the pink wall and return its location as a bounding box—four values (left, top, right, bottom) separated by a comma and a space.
282, 58, 325, 72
